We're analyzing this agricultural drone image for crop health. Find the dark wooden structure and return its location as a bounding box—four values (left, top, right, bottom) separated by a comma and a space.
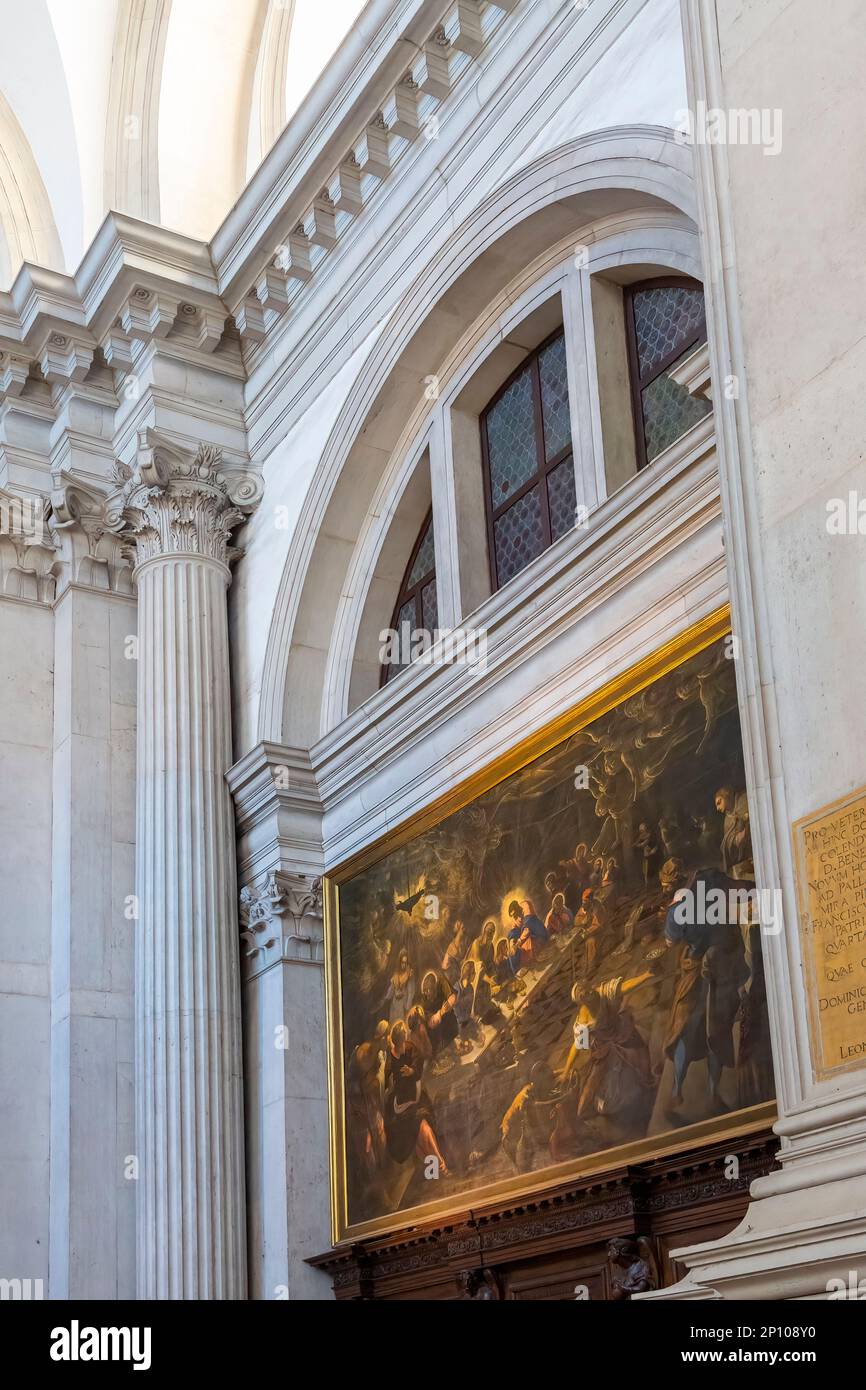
309, 1126, 776, 1299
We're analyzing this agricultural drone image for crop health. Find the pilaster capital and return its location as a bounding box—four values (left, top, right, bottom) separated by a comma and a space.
239, 870, 324, 970
0, 485, 56, 602
48, 470, 134, 595
227, 742, 326, 977
104, 428, 263, 569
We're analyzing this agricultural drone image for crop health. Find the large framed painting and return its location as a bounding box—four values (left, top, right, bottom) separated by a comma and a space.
324, 609, 776, 1242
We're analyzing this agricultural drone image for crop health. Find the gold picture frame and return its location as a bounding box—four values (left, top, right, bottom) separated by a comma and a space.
324, 605, 775, 1245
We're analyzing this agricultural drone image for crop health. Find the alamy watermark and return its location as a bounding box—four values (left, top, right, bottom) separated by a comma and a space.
0, 1276, 43, 1299
0, 492, 44, 546
826, 491, 866, 535
50, 1320, 151, 1371
671, 881, 783, 936
674, 102, 783, 157
379, 622, 488, 673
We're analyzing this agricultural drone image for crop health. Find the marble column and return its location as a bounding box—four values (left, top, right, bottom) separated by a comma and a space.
108, 430, 261, 1299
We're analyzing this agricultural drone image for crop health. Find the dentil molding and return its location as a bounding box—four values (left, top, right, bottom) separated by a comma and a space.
0, 0, 534, 376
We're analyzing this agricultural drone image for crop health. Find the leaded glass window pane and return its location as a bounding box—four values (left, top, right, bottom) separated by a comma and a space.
420, 579, 438, 635
393, 597, 415, 664
632, 285, 706, 377
382, 512, 438, 685
493, 486, 545, 586
485, 365, 538, 505
481, 327, 581, 591
407, 517, 435, 586
547, 456, 577, 542
641, 346, 712, 462
626, 278, 709, 472
538, 333, 571, 461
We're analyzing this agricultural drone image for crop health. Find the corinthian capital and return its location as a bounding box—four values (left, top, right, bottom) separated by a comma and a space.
104, 429, 263, 568
238, 871, 324, 971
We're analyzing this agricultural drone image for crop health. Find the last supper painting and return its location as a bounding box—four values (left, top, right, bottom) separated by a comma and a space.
328, 628, 775, 1238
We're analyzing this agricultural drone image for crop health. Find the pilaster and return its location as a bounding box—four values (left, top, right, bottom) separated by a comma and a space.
47, 477, 137, 1299
227, 742, 332, 1301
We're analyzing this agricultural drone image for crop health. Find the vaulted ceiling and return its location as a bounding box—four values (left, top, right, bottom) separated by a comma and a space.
0, 0, 366, 287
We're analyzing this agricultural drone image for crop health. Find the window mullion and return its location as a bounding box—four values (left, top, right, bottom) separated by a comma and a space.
639, 322, 707, 388
624, 286, 650, 473
562, 263, 604, 513
532, 357, 553, 547
429, 405, 463, 630
490, 468, 545, 522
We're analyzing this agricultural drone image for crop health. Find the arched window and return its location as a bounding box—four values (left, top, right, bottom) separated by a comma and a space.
624, 277, 711, 469
481, 327, 575, 591
380, 510, 438, 684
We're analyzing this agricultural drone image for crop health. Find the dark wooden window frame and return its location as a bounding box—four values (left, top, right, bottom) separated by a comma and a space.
623, 275, 707, 473
480, 326, 574, 593
379, 507, 436, 686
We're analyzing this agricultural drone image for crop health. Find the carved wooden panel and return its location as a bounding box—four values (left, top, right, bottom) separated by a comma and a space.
309, 1127, 776, 1300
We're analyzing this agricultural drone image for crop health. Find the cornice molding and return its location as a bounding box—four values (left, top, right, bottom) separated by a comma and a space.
213, 0, 451, 302
226, 739, 326, 892
0, 214, 237, 414
216, 0, 534, 343
227, 740, 323, 830
0, 0, 534, 369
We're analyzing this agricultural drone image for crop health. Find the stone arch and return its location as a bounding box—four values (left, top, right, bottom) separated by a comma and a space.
105, 0, 266, 236
257, 126, 700, 749
247, 0, 294, 172
0, 90, 64, 285
103, 0, 173, 221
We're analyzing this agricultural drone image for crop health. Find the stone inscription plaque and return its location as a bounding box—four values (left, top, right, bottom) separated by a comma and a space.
794, 787, 866, 1079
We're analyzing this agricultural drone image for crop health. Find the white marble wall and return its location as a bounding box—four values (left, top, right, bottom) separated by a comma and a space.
715, 0, 866, 828
49, 583, 137, 1299
243, 947, 331, 1301
0, 596, 53, 1289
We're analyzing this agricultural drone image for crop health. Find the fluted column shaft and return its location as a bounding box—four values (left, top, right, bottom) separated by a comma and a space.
110, 433, 260, 1299
135, 552, 245, 1298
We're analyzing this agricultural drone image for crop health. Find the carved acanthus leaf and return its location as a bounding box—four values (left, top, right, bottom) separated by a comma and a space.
0, 486, 56, 601
103, 428, 263, 567
47, 472, 134, 594
238, 871, 324, 964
